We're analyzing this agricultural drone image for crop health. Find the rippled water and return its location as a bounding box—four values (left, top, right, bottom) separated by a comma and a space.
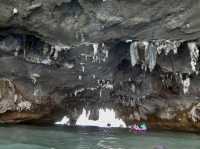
0, 125, 200, 149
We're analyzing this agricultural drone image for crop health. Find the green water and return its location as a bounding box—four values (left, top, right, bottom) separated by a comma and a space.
0, 125, 199, 149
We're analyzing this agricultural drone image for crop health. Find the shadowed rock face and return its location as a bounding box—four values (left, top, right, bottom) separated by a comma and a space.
0, 0, 200, 132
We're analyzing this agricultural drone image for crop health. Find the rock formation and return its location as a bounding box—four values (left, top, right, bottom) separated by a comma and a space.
0, 0, 200, 131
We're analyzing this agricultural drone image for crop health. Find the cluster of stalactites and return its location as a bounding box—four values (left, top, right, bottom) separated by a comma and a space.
154, 40, 181, 55
129, 40, 187, 72
130, 41, 157, 72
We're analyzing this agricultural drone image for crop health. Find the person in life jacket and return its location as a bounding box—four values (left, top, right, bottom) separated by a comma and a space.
130, 122, 147, 131
139, 123, 147, 130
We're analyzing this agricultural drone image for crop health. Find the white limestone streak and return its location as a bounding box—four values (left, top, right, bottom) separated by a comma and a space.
147, 43, 157, 72
99, 89, 102, 97
180, 74, 190, 94
14, 46, 20, 56
190, 103, 200, 122
53, 45, 62, 59
92, 74, 96, 79
63, 62, 74, 69
93, 43, 99, 56
87, 87, 97, 91
17, 101, 32, 111
78, 75, 82, 80
102, 43, 109, 62
125, 39, 133, 43
14, 94, 18, 103
74, 88, 85, 96
41, 58, 52, 65
33, 88, 40, 96
131, 84, 136, 93
81, 66, 85, 72
30, 73, 40, 84
80, 63, 85, 72
102, 49, 109, 59
183, 77, 190, 94
103, 82, 113, 90
92, 43, 99, 62
13, 8, 18, 15
188, 42, 199, 72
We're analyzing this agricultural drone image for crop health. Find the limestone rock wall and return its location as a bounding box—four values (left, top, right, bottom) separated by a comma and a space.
0, 0, 199, 131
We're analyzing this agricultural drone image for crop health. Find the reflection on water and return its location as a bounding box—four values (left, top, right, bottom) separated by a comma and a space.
0, 125, 199, 149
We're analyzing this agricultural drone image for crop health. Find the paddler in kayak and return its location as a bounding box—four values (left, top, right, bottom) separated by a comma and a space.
130, 122, 147, 131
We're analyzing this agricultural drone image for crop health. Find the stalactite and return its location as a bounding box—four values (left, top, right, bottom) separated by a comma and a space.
130, 42, 139, 66
180, 74, 190, 94
93, 43, 98, 56
78, 75, 82, 80
154, 40, 181, 55
129, 40, 182, 72
188, 42, 199, 73
146, 43, 157, 72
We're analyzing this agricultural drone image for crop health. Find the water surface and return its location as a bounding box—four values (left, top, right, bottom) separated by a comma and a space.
0, 125, 199, 149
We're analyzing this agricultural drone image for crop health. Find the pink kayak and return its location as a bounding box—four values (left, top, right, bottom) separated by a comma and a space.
130, 124, 147, 132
